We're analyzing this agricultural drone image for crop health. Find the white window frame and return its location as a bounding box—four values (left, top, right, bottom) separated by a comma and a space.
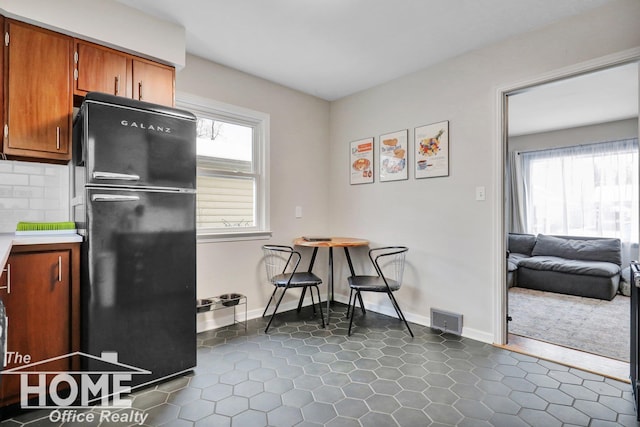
177, 92, 271, 242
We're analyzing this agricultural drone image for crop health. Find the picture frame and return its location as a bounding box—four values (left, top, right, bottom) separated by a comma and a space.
379, 130, 408, 182
415, 120, 449, 179
349, 137, 374, 184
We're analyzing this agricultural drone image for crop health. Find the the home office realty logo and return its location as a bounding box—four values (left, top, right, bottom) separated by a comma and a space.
2, 351, 151, 424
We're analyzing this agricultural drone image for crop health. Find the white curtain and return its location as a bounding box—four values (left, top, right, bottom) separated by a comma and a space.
519, 138, 639, 265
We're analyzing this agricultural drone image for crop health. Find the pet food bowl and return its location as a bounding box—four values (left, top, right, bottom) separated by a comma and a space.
219, 293, 243, 307
196, 298, 213, 313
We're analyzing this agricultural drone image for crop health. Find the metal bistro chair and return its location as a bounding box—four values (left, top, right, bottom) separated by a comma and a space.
347, 246, 413, 337
262, 245, 325, 333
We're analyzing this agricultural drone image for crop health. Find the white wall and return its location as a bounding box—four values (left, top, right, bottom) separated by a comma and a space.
509, 118, 638, 153
176, 55, 331, 329
0, 0, 185, 66
328, 0, 640, 342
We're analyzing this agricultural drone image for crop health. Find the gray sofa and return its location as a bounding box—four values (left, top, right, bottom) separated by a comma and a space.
508, 233, 621, 301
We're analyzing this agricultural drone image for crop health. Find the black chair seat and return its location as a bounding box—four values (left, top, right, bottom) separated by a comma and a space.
262, 244, 325, 333
347, 246, 413, 337
273, 272, 322, 287
348, 275, 400, 292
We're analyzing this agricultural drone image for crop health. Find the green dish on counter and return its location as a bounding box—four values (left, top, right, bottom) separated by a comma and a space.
15, 221, 77, 234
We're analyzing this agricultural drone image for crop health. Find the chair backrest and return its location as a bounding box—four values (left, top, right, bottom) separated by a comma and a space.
371, 246, 408, 287
262, 245, 301, 284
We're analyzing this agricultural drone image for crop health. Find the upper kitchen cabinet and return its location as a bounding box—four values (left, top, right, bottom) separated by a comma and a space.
74, 40, 131, 99
132, 57, 175, 107
3, 20, 73, 163
74, 40, 175, 107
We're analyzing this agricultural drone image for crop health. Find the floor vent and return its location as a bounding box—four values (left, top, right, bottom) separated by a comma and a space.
430, 308, 463, 335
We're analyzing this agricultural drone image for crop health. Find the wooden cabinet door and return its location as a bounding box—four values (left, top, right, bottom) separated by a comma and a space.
0, 249, 72, 405
0, 261, 6, 291
4, 20, 73, 162
132, 58, 175, 106
75, 41, 130, 98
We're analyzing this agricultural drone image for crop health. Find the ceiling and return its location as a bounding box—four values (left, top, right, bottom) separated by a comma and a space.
508, 63, 639, 136
114, 0, 636, 135
115, 0, 616, 101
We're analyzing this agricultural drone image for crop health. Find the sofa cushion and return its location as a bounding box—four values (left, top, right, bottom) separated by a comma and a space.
508, 233, 536, 256
531, 234, 621, 265
508, 253, 530, 265
517, 266, 618, 300
518, 256, 620, 278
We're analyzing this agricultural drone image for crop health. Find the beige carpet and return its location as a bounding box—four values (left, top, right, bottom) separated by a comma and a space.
508, 287, 630, 362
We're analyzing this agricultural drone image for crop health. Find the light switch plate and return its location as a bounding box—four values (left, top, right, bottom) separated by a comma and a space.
475, 186, 485, 201
295, 206, 302, 218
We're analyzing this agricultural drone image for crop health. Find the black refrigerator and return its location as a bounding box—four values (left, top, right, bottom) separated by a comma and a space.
72, 92, 197, 388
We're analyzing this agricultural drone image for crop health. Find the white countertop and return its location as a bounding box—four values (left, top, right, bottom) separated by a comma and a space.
0, 232, 83, 273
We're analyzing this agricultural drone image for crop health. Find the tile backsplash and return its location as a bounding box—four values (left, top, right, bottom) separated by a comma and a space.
0, 160, 70, 232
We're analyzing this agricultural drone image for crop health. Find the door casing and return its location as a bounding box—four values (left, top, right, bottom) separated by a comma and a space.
493, 47, 640, 345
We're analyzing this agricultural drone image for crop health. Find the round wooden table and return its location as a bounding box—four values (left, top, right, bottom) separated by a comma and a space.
293, 237, 369, 323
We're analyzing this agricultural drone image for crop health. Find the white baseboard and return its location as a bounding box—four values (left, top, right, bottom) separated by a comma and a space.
197, 293, 494, 344
334, 293, 493, 344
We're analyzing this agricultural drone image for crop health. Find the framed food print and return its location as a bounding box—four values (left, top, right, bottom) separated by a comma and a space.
415, 121, 449, 179
350, 137, 374, 184
379, 130, 408, 182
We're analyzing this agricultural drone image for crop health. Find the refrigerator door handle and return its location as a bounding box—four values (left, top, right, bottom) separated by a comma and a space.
91, 194, 141, 202
93, 171, 141, 181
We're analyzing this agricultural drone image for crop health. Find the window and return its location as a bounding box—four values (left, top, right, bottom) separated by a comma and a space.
177, 94, 270, 240
519, 139, 638, 257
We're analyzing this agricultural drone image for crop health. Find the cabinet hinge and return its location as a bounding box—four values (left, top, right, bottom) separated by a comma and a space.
74, 51, 78, 64
4, 124, 8, 139
74, 69, 78, 81
4, 32, 8, 47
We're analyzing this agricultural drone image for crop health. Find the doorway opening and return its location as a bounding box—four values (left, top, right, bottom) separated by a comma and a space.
501, 60, 639, 381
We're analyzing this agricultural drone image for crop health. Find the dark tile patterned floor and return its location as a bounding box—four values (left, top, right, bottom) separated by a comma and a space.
1, 303, 639, 426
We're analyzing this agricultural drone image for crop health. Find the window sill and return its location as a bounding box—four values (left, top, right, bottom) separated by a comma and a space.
197, 230, 272, 243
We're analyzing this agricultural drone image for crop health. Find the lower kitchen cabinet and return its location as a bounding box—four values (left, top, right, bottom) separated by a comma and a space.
0, 243, 80, 407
